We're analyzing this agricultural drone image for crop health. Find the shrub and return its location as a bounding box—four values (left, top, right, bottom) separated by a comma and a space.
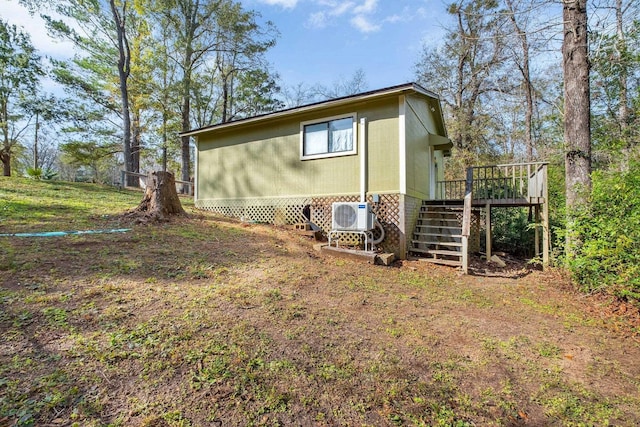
567, 162, 640, 303
26, 168, 58, 181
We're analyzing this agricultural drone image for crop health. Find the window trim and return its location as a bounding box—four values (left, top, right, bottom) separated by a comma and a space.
300, 113, 358, 160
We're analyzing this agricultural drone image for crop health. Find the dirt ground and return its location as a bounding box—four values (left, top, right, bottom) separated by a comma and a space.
1, 212, 640, 426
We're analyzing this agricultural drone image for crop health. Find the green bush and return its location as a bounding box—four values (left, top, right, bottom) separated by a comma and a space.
26, 168, 58, 181
487, 207, 536, 258
567, 162, 640, 303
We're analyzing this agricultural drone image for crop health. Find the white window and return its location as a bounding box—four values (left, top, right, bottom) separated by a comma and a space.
301, 114, 357, 159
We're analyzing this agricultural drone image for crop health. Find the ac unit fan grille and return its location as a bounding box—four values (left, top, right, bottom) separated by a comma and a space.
334, 204, 358, 229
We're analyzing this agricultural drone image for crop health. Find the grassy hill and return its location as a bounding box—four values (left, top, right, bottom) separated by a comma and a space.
1, 177, 639, 426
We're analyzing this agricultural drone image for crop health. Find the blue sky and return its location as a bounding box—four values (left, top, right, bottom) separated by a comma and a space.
240, 0, 448, 90
1, 0, 448, 92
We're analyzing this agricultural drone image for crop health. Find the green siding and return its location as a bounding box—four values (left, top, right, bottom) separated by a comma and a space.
404, 95, 431, 199
364, 101, 399, 193
435, 149, 445, 182
196, 98, 399, 201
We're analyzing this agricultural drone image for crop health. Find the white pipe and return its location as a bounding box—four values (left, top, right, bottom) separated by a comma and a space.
359, 117, 367, 203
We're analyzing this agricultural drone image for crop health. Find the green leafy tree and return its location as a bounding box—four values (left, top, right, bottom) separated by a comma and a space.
0, 19, 44, 176
590, 1, 640, 168
152, 0, 279, 189
152, 0, 227, 189
146, 23, 182, 173
59, 140, 121, 183
231, 69, 283, 119
44, 0, 140, 185
415, 0, 509, 168
212, 2, 279, 123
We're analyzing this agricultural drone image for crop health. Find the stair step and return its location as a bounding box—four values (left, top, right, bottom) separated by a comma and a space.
415, 225, 462, 230
419, 258, 463, 267
417, 215, 460, 219
417, 218, 460, 223
419, 209, 461, 215
421, 203, 464, 208
426, 249, 462, 256
413, 232, 462, 238
411, 240, 463, 247
409, 248, 462, 256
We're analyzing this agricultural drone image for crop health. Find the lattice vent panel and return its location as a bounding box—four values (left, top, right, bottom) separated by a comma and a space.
196, 198, 311, 225
310, 194, 401, 254
452, 209, 481, 253
197, 194, 403, 254
470, 210, 481, 253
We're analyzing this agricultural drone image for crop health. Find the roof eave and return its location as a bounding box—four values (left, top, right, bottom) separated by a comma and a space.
181, 82, 441, 137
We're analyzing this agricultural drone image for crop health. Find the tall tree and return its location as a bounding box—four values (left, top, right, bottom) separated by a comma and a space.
0, 19, 44, 176
154, 0, 279, 189
147, 22, 181, 173
44, 0, 140, 185
590, 0, 639, 168
154, 0, 224, 189
109, 0, 136, 185
562, 0, 591, 253
22, 94, 60, 172
213, 2, 277, 122
310, 68, 369, 101
415, 0, 508, 166
504, 0, 536, 160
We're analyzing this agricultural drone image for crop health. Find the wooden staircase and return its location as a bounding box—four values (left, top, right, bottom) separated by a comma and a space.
410, 202, 464, 267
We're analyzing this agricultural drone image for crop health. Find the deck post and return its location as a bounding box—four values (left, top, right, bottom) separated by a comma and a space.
485, 203, 492, 261
461, 167, 473, 274
534, 205, 540, 257
542, 165, 550, 268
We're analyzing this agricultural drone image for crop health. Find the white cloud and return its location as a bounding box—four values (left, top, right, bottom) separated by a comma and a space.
258, 0, 298, 8
329, 2, 354, 16
306, 0, 397, 34
353, 0, 378, 15
384, 14, 402, 24
0, 0, 74, 60
383, 6, 413, 24
350, 15, 380, 33
306, 11, 328, 29
314, 0, 355, 17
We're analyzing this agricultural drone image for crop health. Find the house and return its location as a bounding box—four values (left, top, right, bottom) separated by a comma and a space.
183, 83, 452, 258
183, 82, 550, 271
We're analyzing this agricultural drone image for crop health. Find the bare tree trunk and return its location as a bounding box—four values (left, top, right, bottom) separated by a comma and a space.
505, 0, 535, 161
563, 0, 591, 255
616, 0, 631, 168
109, 0, 136, 188
1, 100, 11, 176
34, 111, 39, 170
127, 171, 185, 222
0, 151, 9, 176
132, 109, 142, 181
178, 0, 198, 195
180, 47, 193, 194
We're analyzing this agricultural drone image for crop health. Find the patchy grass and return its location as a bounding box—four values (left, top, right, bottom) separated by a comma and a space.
1, 176, 640, 426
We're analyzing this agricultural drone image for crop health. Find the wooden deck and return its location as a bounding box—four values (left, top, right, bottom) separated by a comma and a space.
412, 162, 550, 273
435, 163, 548, 207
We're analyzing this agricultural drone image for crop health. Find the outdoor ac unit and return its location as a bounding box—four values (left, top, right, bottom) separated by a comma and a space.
332, 202, 374, 231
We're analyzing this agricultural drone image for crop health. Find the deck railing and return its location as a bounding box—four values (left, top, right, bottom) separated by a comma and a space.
436, 162, 548, 203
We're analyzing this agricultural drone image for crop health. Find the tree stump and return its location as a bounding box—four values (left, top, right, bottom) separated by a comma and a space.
126, 171, 185, 222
